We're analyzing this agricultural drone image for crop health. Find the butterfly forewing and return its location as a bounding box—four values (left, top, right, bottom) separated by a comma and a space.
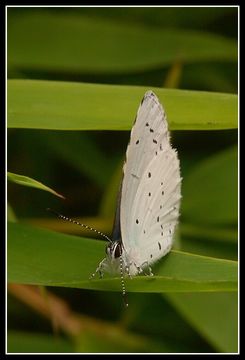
120, 91, 169, 246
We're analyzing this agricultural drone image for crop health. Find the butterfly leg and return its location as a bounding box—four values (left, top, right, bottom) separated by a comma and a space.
146, 265, 154, 276
139, 261, 154, 276
134, 264, 144, 275
126, 262, 152, 277
90, 258, 107, 279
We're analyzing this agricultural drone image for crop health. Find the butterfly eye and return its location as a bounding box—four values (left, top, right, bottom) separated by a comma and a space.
114, 243, 122, 258
106, 242, 122, 258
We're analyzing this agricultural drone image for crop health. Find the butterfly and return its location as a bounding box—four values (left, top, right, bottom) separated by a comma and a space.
91, 90, 181, 304
49, 90, 181, 306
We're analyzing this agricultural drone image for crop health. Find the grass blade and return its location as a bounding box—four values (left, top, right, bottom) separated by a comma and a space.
8, 80, 238, 130
8, 12, 237, 74
8, 222, 238, 293
7, 172, 65, 199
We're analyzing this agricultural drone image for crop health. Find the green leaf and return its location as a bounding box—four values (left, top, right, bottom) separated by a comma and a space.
67, 7, 236, 30
7, 331, 74, 353
8, 222, 237, 292
182, 145, 238, 225
119, 293, 214, 352
179, 223, 238, 260
7, 171, 65, 199
7, 12, 237, 74
180, 223, 237, 244
8, 80, 238, 130
180, 239, 237, 262
179, 226, 238, 261
165, 292, 238, 353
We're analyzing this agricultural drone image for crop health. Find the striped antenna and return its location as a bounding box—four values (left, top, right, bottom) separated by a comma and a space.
119, 255, 128, 307
46, 208, 113, 243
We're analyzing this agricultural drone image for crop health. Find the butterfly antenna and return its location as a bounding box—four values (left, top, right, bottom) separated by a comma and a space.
46, 208, 113, 243
119, 255, 128, 307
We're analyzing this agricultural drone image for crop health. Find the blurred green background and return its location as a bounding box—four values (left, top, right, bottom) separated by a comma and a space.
7, 6, 238, 354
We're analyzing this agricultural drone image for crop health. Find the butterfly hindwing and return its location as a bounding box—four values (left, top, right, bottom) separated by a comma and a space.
130, 147, 181, 264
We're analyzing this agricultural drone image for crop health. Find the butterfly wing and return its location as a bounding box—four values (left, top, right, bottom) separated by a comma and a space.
129, 147, 181, 265
120, 91, 181, 266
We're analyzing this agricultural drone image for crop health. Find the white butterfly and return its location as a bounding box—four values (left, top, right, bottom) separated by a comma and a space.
49, 91, 181, 306
91, 91, 182, 301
